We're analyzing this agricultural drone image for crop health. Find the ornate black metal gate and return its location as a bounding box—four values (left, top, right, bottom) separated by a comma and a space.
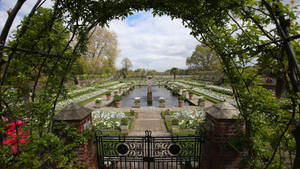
95, 130, 204, 169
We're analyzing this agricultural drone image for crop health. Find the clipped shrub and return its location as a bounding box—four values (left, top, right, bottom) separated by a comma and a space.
159, 97, 166, 103
165, 109, 170, 115
134, 97, 141, 104
172, 118, 179, 125
165, 118, 172, 132
114, 95, 122, 102
172, 88, 178, 95
95, 98, 102, 104
198, 97, 205, 104
130, 110, 135, 116
178, 95, 186, 101
121, 118, 129, 125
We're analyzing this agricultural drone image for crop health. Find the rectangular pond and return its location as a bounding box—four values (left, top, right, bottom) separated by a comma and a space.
121, 86, 190, 107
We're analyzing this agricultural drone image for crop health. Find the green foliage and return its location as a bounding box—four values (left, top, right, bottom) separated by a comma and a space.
78, 92, 107, 105
186, 45, 219, 71
113, 95, 121, 102
130, 109, 135, 116
95, 98, 102, 104
198, 97, 205, 103
165, 118, 172, 132
172, 132, 195, 136
172, 87, 178, 95
159, 98, 165, 103
121, 118, 129, 125
1, 0, 299, 168
172, 118, 179, 125
178, 95, 186, 101
134, 99, 140, 104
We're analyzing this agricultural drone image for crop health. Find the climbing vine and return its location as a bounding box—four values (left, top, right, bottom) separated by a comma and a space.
0, 0, 299, 168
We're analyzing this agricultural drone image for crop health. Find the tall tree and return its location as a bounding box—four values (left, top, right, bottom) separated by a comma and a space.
121, 57, 132, 70
170, 67, 178, 81
186, 45, 218, 71
79, 26, 118, 75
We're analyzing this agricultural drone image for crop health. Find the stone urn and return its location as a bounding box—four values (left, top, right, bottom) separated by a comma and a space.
115, 101, 122, 108
178, 96, 185, 107
189, 92, 194, 100
134, 97, 141, 108
135, 103, 140, 108
106, 92, 112, 100
114, 95, 122, 108
159, 97, 166, 108
178, 88, 183, 95
178, 100, 184, 107
94, 98, 102, 108
198, 96, 205, 107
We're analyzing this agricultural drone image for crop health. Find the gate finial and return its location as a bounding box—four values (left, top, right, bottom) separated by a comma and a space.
145, 130, 152, 136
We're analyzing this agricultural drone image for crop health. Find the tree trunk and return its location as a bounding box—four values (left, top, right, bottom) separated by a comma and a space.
0, 0, 26, 45
0, 0, 26, 66
275, 76, 285, 98
292, 123, 300, 169
72, 73, 78, 85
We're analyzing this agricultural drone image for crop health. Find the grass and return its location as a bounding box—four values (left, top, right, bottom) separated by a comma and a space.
101, 132, 128, 136
187, 89, 220, 103
165, 118, 172, 132
128, 119, 134, 130
77, 84, 126, 105
78, 92, 108, 105
172, 132, 196, 136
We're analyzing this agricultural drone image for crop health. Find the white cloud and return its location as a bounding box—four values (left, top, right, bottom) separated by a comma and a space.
0, 0, 197, 73
108, 11, 198, 71
0, 0, 53, 41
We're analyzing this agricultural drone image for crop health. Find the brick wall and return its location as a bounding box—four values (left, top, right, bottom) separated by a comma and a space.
202, 113, 244, 169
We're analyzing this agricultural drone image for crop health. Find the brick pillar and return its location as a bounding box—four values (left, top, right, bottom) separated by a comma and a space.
54, 103, 98, 169
202, 102, 244, 169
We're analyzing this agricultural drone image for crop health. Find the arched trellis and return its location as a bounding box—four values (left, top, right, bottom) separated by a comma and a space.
0, 0, 299, 168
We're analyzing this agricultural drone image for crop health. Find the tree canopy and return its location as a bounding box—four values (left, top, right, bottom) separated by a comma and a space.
186, 45, 219, 71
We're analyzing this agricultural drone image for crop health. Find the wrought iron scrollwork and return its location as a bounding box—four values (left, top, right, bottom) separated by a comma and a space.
168, 144, 180, 155
96, 130, 103, 136
145, 130, 152, 136
117, 144, 129, 155
96, 130, 204, 169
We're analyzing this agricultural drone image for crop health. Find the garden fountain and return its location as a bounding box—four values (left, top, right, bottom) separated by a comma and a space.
147, 85, 152, 105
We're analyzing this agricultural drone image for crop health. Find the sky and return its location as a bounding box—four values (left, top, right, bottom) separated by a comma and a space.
0, 0, 198, 72
108, 12, 198, 71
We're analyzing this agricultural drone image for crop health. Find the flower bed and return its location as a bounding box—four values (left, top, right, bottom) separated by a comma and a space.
92, 110, 137, 131
56, 83, 126, 111
162, 109, 205, 132
204, 85, 233, 95
173, 81, 237, 106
